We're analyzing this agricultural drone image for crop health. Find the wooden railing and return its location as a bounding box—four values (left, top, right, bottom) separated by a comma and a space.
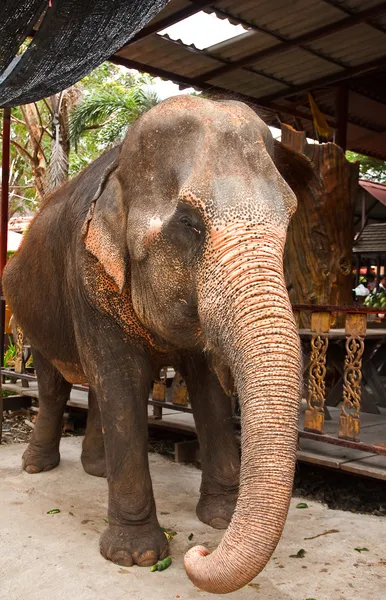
294, 304, 386, 456
3, 304, 386, 457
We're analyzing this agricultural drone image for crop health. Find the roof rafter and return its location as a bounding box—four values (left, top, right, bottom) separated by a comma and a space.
110, 54, 382, 137
194, 2, 386, 84
259, 55, 386, 103
320, 0, 386, 35
156, 34, 293, 88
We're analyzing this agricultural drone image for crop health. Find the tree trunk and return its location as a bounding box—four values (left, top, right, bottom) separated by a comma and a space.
283, 124, 359, 322
21, 104, 47, 201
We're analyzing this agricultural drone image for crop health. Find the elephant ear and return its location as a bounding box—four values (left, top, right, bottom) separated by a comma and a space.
273, 140, 320, 199
82, 159, 127, 293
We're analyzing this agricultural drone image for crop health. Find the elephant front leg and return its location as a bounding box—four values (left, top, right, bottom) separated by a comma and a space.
84, 344, 168, 567
81, 387, 106, 477
180, 355, 240, 529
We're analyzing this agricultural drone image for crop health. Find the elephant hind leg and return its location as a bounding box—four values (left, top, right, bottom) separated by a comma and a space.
81, 387, 106, 477
179, 354, 240, 530
22, 348, 72, 473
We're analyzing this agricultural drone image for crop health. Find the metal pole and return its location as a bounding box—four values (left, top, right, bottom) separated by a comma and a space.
0, 106, 10, 441
1, 107, 11, 364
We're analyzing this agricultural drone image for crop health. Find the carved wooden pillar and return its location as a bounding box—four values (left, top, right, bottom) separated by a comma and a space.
283, 124, 359, 322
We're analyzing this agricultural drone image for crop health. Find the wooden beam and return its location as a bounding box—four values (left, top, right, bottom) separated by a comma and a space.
259, 55, 386, 104
112, 54, 302, 117
122, 0, 214, 44
335, 83, 349, 151
109, 55, 381, 140
151, 34, 294, 88
193, 3, 386, 84
320, 0, 386, 35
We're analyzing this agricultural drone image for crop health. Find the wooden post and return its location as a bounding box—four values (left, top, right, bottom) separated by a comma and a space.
335, 84, 349, 152
376, 255, 381, 287
304, 312, 330, 434
361, 190, 366, 230
339, 313, 366, 442
355, 254, 360, 287
283, 124, 359, 324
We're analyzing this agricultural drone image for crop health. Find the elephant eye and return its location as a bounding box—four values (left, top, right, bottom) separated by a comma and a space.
180, 215, 201, 235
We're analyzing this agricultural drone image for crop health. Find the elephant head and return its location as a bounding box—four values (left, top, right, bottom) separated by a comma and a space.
84, 95, 315, 593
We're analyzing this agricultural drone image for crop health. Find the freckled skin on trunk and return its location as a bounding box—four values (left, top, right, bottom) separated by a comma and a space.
2, 95, 311, 593
184, 224, 302, 593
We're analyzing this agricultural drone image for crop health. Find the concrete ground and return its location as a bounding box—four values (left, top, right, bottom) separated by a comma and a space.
0, 438, 385, 600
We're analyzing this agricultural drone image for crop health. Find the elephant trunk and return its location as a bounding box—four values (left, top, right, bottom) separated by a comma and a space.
185, 222, 302, 594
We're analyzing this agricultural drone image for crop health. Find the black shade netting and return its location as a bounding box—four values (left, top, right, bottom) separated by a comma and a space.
0, 0, 47, 74
0, 0, 169, 108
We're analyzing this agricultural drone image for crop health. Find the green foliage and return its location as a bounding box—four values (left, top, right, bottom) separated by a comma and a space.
68, 66, 159, 177
4, 337, 17, 368
346, 151, 386, 183
70, 79, 159, 153
0, 104, 42, 217
2, 63, 162, 213
2, 389, 17, 398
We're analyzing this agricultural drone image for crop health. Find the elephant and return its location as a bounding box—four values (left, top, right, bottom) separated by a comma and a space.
3, 95, 315, 594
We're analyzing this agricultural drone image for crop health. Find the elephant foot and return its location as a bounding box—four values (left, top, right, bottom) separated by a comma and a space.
22, 444, 60, 474
81, 453, 107, 478
196, 492, 238, 529
100, 523, 169, 567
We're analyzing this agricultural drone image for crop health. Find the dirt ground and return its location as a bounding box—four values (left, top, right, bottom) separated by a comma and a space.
1, 437, 385, 600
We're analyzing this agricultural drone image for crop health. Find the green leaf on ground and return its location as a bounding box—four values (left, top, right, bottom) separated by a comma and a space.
296, 503, 309, 509
162, 528, 177, 541
188, 533, 194, 541
354, 547, 369, 553
46, 509, 60, 514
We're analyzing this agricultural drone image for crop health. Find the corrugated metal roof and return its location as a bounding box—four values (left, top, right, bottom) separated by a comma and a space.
308, 23, 386, 65
208, 31, 277, 61
249, 48, 344, 85
353, 223, 386, 254
117, 35, 219, 79
359, 180, 386, 204
214, 0, 343, 37
112, 0, 386, 160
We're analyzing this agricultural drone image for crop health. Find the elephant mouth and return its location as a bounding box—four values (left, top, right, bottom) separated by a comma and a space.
211, 353, 234, 397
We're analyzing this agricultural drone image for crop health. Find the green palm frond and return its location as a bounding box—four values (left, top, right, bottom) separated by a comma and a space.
69, 85, 160, 148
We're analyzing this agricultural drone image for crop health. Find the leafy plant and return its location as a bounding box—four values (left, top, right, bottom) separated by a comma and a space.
4, 337, 17, 368
70, 83, 159, 149
346, 151, 386, 183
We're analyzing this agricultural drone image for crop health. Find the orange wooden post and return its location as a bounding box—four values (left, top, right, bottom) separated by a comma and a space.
339, 313, 366, 442
152, 368, 167, 419
171, 372, 189, 406
304, 311, 330, 434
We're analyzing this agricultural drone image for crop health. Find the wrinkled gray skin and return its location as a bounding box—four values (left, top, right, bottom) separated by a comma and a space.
3, 96, 311, 593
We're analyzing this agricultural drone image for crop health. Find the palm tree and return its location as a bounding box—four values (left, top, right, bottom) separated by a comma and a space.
70, 84, 160, 149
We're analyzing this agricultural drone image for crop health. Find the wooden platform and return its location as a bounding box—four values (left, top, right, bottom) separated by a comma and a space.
3, 381, 386, 481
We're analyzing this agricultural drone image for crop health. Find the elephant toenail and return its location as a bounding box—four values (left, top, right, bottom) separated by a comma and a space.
136, 550, 158, 567
112, 551, 133, 567
209, 517, 229, 530
25, 465, 41, 474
